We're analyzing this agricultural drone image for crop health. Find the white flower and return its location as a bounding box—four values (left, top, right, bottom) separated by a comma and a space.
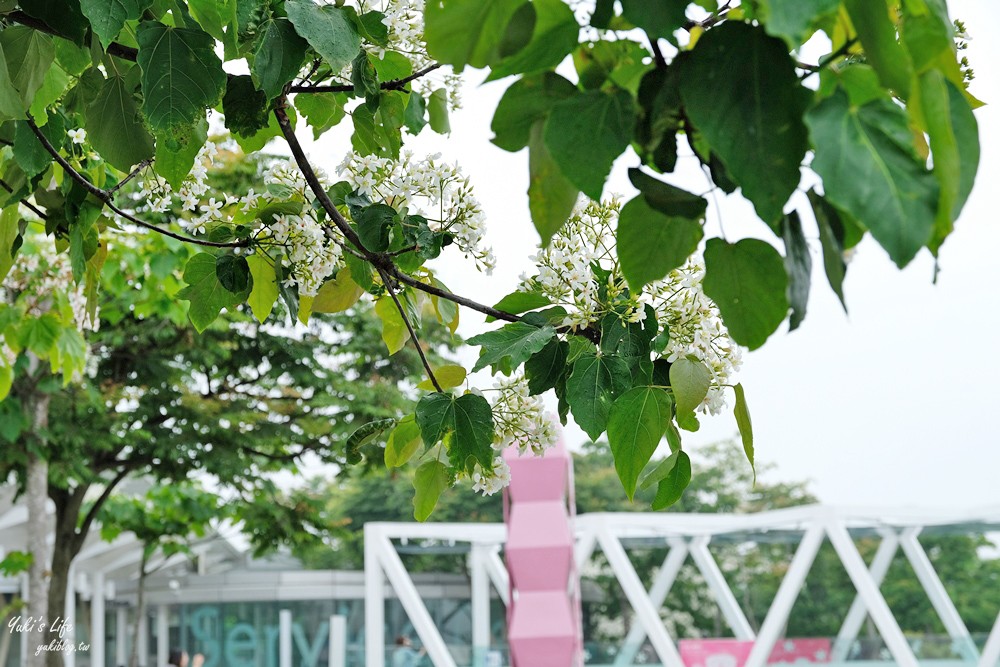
68, 128, 87, 145
472, 456, 511, 496
488, 374, 557, 456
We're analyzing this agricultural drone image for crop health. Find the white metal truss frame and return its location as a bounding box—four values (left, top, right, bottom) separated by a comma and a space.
366, 505, 1000, 667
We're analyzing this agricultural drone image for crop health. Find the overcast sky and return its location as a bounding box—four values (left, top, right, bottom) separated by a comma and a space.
306, 0, 999, 510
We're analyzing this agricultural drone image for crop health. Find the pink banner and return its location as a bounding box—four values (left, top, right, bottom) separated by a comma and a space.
678, 638, 831, 667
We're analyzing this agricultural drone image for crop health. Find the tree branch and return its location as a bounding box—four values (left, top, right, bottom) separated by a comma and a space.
6, 11, 138, 61
24, 117, 248, 249
380, 275, 443, 392
288, 63, 444, 94
75, 468, 132, 552
273, 101, 528, 327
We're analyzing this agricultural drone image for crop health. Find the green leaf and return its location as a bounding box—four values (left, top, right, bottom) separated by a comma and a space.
177, 252, 248, 332
523, 338, 568, 395
806, 88, 939, 268
19, 0, 88, 44
678, 22, 810, 225
781, 211, 812, 331
425, 0, 528, 72
312, 267, 364, 313
223, 75, 269, 138
0, 360, 12, 403
295, 92, 346, 139
527, 120, 578, 246
617, 194, 703, 291
154, 115, 208, 190
466, 321, 556, 374
491, 71, 577, 152
416, 365, 467, 391
413, 460, 450, 521
187, 0, 237, 48
628, 168, 708, 219
497, 2, 535, 59
650, 450, 692, 510
917, 71, 979, 252
214, 253, 251, 295
13, 120, 52, 179
136, 22, 227, 134
486, 0, 579, 81
246, 253, 279, 322
386, 415, 422, 468
843, 0, 912, 99
0, 27, 55, 113
285, 0, 361, 74
543, 89, 636, 200
734, 383, 755, 481
80, 0, 153, 48
703, 238, 789, 350
346, 417, 396, 462
620, 0, 688, 41
17, 313, 60, 356
374, 295, 410, 354
566, 351, 631, 440
756, 0, 840, 47
351, 50, 380, 102
253, 18, 309, 100
488, 290, 552, 321
404, 92, 427, 135
416, 392, 455, 447
428, 88, 450, 134
635, 66, 682, 173
449, 393, 495, 473
85, 72, 155, 172
29, 64, 69, 121
807, 189, 848, 311
0, 206, 18, 283
669, 357, 710, 416
356, 203, 396, 252
607, 386, 672, 499
0, 43, 27, 120
414, 392, 495, 474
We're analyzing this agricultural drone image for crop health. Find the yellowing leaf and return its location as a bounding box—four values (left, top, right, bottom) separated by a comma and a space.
312, 267, 364, 313
246, 253, 278, 323
416, 364, 467, 391
375, 296, 410, 354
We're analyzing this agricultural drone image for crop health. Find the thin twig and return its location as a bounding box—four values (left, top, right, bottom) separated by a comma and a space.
25, 117, 248, 249
648, 33, 668, 69
108, 158, 153, 195
0, 178, 48, 220
380, 273, 443, 392
288, 63, 444, 94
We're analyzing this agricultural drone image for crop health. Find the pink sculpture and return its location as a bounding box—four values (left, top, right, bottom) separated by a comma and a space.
503, 438, 583, 667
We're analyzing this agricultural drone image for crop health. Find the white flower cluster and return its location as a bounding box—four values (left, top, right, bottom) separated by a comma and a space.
645, 259, 743, 415
489, 374, 558, 456
471, 455, 511, 496
519, 198, 615, 328
375, 0, 464, 110
134, 140, 224, 216
269, 213, 343, 296
336, 151, 495, 272
519, 198, 743, 415
1, 248, 96, 332
0, 241, 97, 376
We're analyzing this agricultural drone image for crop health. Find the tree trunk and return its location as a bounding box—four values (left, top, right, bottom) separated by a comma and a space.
128, 551, 149, 667
24, 387, 51, 667
45, 487, 89, 667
